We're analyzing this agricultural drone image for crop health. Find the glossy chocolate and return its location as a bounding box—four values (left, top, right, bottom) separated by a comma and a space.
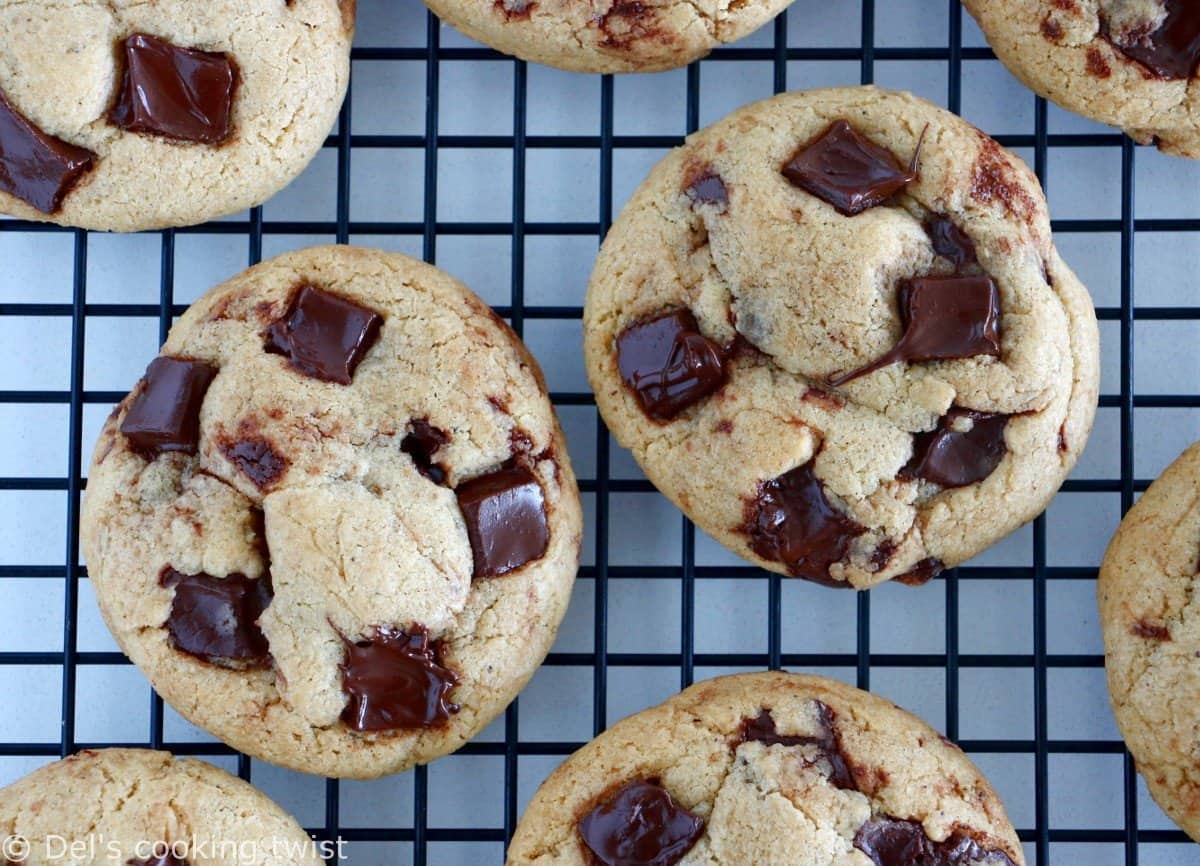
744, 460, 865, 583
895, 557, 945, 586
924, 214, 977, 268
616, 309, 727, 421
160, 568, 272, 665
782, 119, 919, 216
685, 170, 728, 208
340, 624, 459, 731
740, 702, 855, 790
266, 284, 383, 385
402, 419, 450, 484
854, 818, 1017, 866
577, 780, 706, 866
906, 409, 1009, 488
1108, 1, 1200, 79
455, 464, 548, 577
828, 275, 1001, 387
120, 357, 217, 456
222, 437, 288, 489
0, 89, 95, 214
109, 34, 235, 144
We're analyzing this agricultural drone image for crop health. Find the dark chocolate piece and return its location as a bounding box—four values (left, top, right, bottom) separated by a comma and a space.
744, 460, 865, 583
127, 855, 188, 866
120, 357, 218, 457
455, 464, 549, 577
924, 214, 977, 268
740, 702, 856, 790
265, 284, 383, 385
854, 817, 1017, 866
160, 568, 272, 665
828, 275, 1001, 387
782, 119, 920, 216
895, 558, 944, 586
109, 34, 236, 144
577, 780, 705, 866
905, 409, 1008, 489
222, 437, 288, 489
616, 309, 726, 421
340, 624, 459, 731
1107, 1, 1200, 80
402, 419, 449, 484
0, 89, 95, 214
685, 170, 728, 208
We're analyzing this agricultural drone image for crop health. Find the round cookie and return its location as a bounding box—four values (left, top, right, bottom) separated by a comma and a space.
0, 748, 323, 865
423, 0, 792, 74
583, 86, 1099, 589
963, 0, 1200, 158
507, 671, 1025, 866
80, 245, 583, 779
1098, 441, 1200, 841
0, 0, 353, 231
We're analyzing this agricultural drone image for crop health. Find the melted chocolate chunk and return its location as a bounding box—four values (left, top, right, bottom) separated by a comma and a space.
402, 419, 449, 484
1107, 1, 1200, 80
127, 855, 188, 866
744, 460, 865, 583
616, 309, 727, 421
120, 357, 217, 457
577, 780, 705, 866
924, 214, 977, 269
854, 817, 1017, 866
740, 702, 856, 790
0, 89, 95, 214
265, 285, 383, 385
782, 119, 920, 216
109, 34, 236, 144
829, 275, 1001, 387
222, 436, 288, 489
340, 624, 459, 731
456, 464, 549, 577
685, 169, 728, 208
906, 409, 1009, 489
160, 568, 272, 665
895, 557, 944, 586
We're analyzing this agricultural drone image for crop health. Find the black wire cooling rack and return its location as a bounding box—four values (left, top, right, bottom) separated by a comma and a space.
1, 0, 1197, 863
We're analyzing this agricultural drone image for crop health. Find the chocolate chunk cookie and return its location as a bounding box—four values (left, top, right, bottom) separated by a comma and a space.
80, 245, 582, 779
584, 86, 1100, 589
507, 671, 1025, 866
964, 0, 1200, 158
1099, 441, 1200, 841
423, 0, 793, 73
0, 0, 353, 230
0, 749, 323, 865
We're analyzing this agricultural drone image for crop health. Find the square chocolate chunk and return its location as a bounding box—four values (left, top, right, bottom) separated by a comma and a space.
120, 357, 217, 456
455, 464, 549, 577
265, 285, 383, 385
616, 309, 726, 421
782, 119, 918, 216
0, 89, 95, 214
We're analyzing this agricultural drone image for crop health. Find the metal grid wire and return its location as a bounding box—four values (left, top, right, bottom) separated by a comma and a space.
1, 0, 1198, 863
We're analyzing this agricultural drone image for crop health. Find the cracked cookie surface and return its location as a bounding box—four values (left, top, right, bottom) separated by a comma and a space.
0, 748, 322, 866
583, 86, 1099, 589
964, 0, 1200, 158
1099, 441, 1200, 841
506, 671, 1025, 866
0, 0, 353, 230
80, 245, 583, 779
422, 0, 792, 73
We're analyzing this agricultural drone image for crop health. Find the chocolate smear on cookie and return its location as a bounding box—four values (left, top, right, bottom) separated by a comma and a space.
616, 309, 727, 421
782, 119, 922, 216
265, 284, 383, 385
0, 89, 95, 214
828, 275, 1000, 387
161, 568, 272, 665
222, 436, 288, 489
121, 357, 218, 457
340, 624, 459, 731
456, 463, 549, 577
744, 459, 865, 584
578, 780, 705, 866
740, 701, 856, 790
854, 817, 1017, 866
109, 34, 236, 144
904, 409, 1008, 488
1104, 0, 1200, 80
